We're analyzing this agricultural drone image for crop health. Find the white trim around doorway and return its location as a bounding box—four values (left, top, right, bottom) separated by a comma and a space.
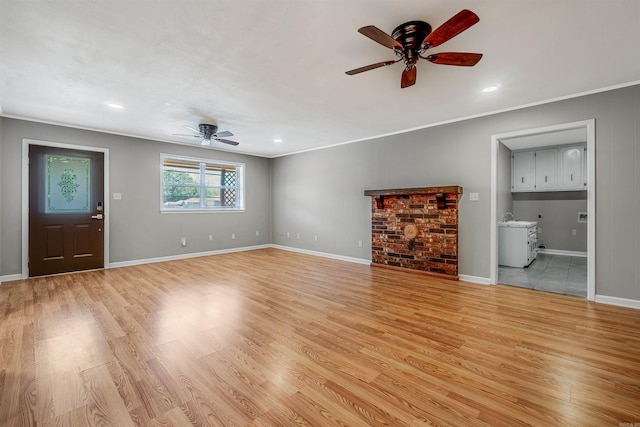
490, 120, 596, 301
21, 139, 110, 278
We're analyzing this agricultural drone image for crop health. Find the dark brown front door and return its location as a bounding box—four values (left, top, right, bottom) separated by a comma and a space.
29, 145, 105, 277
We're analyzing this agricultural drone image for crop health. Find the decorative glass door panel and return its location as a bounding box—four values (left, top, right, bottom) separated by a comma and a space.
45, 155, 91, 213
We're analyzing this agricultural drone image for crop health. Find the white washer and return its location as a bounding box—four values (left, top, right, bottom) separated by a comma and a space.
498, 221, 538, 267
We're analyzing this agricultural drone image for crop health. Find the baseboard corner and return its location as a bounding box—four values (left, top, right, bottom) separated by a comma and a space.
459, 274, 492, 285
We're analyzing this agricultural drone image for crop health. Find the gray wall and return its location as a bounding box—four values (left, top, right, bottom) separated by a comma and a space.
512, 193, 587, 252
0, 118, 272, 275
0, 117, 3, 274
2, 85, 640, 301
272, 84, 640, 300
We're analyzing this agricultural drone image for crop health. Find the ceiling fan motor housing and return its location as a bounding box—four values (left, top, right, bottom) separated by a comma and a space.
392, 21, 432, 68
199, 123, 218, 139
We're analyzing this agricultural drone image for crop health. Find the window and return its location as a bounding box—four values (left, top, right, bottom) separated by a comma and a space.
161, 154, 244, 211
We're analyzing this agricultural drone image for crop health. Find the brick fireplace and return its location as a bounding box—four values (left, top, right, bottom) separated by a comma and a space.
364, 186, 462, 279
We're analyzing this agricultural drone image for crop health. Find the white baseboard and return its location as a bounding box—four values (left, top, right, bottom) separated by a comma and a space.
595, 295, 640, 310
537, 248, 587, 257
5, 247, 639, 311
274, 246, 494, 285
459, 275, 492, 285
0, 273, 26, 284
108, 244, 272, 269
270, 244, 371, 265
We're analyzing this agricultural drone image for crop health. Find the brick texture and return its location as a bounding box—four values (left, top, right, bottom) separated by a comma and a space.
369, 190, 460, 278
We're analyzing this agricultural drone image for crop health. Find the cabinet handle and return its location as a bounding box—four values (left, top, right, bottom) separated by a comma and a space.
521, 177, 524, 183
571, 173, 573, 181
545, 176, 547, 182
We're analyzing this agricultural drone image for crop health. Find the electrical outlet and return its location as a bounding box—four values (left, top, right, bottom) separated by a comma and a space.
181, 237, 187, 247
113, 192, 122, 200
469, 192, 479, 201
296, 233, 300, 239
571, 229, 577, 236
255, 230, 260, 236
358, 240, 363, 247
231, 233, 236, 239
314, 235, 318, 242
209, 234, 213, 241
286, 232, 290, 238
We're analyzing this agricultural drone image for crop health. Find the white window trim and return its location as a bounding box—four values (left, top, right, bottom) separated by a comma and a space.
160, 153, 245, 213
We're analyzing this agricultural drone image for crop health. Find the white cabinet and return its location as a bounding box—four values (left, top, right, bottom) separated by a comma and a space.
558, 145, 586, 190
535, 148, 557, 191
511, 144, 587, 192
512, 151, 535, 191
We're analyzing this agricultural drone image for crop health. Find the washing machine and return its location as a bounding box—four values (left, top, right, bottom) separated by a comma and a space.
498, 221, 538, 267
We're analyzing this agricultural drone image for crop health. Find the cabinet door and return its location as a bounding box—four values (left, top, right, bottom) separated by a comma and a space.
535, 148, 557, 191
512, 151, 535, 192
558, 145, 584, 190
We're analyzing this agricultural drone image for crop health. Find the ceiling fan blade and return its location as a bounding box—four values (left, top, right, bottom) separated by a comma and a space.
401, 67, 417, 88
423, 9, 479, 49
184, 125, 202, 134
173, 133, 201, 138
358, 26, 404, 51
346, 60, 399, 75
216, 138, 240, 146
424, 52, 483, 66
215, 130, 233, 138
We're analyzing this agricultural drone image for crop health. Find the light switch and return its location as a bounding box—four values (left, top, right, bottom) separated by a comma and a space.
113, 193, 122, 200
469, 192, 479, 201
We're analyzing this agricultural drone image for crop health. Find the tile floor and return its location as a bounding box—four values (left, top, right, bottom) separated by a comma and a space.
498, 253, 587, 297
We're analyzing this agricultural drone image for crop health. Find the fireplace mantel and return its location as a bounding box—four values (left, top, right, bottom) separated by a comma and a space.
364, 186, 463, 197
364, 186, 462, 279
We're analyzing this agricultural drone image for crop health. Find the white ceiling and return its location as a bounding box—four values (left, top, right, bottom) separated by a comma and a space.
1, 1, 639, 158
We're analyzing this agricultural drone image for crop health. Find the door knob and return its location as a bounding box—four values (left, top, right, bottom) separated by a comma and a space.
91, 214, 103, 220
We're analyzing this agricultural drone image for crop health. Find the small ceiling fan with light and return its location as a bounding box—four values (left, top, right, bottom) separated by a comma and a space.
346, 9, 483, 88
175, 123, 239, 146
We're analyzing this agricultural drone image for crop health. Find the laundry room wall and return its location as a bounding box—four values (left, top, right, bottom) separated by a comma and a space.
512, 192, 587, 253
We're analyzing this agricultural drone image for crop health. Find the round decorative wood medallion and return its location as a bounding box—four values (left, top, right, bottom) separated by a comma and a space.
404, 224, 418, 239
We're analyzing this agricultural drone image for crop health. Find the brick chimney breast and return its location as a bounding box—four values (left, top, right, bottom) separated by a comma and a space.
364, 186, 462, 279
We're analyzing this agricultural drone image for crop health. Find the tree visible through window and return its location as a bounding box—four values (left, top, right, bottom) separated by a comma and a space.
161, 154, 244, 211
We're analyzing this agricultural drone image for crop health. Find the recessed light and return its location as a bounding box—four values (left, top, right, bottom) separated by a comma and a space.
104, 102, 124, 109
482, 84, 500, 93
273, 138, 283, 143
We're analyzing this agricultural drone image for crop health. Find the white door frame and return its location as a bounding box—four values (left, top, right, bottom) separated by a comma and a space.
490, 120, 596, 301
21, 139, 110, 278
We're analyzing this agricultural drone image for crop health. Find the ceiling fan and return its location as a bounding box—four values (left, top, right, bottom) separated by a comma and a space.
176, 123, 239, 146
346, 9, 483, 88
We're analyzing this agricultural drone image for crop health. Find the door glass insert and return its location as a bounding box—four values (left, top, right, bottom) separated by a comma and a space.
46, 155, 91, 213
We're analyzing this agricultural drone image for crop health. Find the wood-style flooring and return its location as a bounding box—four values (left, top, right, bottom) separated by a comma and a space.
1, 248, 639, 426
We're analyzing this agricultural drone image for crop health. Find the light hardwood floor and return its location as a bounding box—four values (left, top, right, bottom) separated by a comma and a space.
1, 248, 639, 426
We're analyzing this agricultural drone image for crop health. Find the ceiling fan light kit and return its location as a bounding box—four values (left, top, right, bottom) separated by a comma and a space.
174, 123, 240, 146
346, 9, 483, 88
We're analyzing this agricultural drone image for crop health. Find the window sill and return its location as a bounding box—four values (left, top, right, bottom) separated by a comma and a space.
160, 209, 246, 214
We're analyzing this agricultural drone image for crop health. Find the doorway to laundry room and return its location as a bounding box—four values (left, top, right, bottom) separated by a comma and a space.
490, 120, 595, 300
